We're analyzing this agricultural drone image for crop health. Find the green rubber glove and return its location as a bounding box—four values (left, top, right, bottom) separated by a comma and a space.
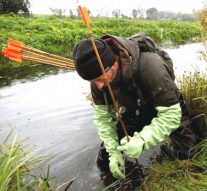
109, 154, 126, 180
117, 132, 145, 159
117, 103, 182, 159
93, 104, 125, 179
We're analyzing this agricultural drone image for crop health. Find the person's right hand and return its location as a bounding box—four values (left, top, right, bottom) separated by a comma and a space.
109, 154, 125, 180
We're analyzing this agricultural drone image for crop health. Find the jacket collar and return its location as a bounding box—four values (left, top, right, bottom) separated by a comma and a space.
101, 35, 140, 84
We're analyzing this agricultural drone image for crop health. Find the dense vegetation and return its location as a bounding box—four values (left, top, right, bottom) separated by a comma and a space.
139, 141, 207, 190
0, 15, 200, 64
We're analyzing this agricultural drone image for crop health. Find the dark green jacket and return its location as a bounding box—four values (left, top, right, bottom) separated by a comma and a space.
91, 35, 179, 110
92, 35, 199, 160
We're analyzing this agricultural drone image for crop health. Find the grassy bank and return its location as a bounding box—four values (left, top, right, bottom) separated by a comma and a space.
0, 15, 201, 66
0, 15, 201, 86
139, 140, 207, 191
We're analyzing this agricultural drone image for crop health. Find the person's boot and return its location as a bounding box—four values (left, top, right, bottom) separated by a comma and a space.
96, 143, 110, 173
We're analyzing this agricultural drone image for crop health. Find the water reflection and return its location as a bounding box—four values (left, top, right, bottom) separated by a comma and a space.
0, 64, 61, 87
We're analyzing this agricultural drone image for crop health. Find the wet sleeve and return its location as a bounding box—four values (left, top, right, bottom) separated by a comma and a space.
93, 104, 121, 156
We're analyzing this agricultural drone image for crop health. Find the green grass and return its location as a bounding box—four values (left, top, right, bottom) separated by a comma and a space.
0, 130, 56, 191
0, 129, 77, 191
0, 15, 201, 66
139, 140, 207, 191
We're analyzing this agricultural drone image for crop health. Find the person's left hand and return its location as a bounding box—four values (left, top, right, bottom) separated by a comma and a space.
117, 132, 145, 159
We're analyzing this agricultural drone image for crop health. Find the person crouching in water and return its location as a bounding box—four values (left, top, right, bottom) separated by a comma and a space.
73, 35, 198, 180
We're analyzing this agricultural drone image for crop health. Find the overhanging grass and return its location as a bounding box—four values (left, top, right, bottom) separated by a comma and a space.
179, 72, 207, 119
0, 130, 56, 191
139, 140, 207, 191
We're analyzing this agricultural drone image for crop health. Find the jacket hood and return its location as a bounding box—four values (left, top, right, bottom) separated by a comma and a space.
101, 34, 140, 83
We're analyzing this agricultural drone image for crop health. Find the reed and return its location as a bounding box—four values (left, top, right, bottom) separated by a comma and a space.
179, 71, 207, 118
0, 130, 55, 191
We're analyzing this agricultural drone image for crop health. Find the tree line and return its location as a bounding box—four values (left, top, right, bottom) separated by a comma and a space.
51, 7, 197, 22
0, 0, 30, 15
0, 0, 198, 21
